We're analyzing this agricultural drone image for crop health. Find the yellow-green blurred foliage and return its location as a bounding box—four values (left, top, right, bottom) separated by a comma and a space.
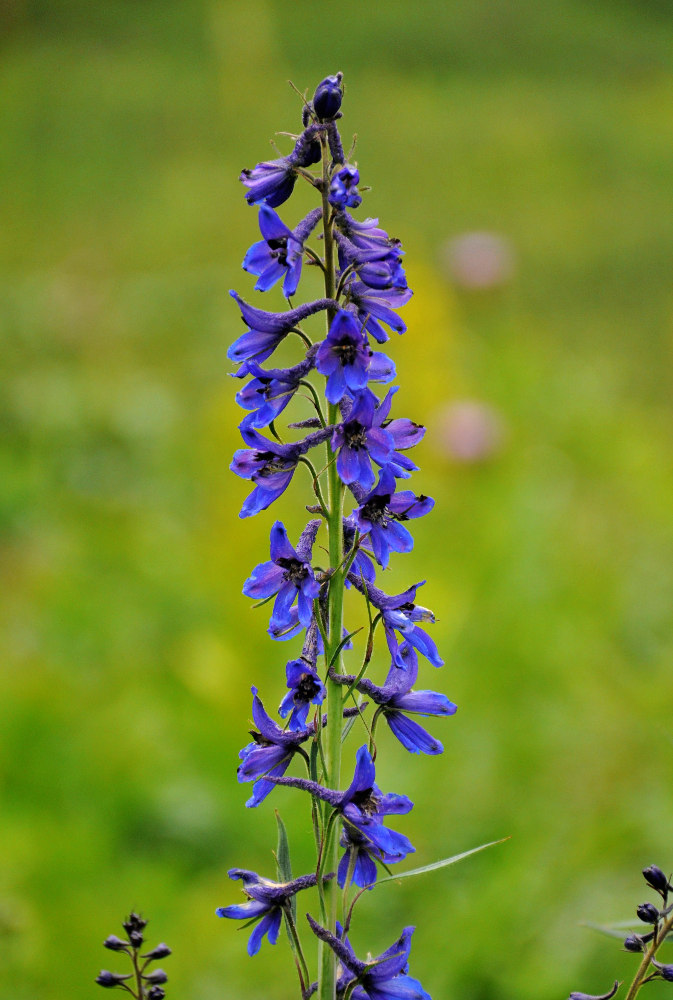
2, 1, 673, 997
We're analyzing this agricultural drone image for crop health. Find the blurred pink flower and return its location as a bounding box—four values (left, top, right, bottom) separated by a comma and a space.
442, 231, 515, 290
437, 400, 505, 463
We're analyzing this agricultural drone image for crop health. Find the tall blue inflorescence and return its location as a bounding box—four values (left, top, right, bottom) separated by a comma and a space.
219, 73, 458, 1000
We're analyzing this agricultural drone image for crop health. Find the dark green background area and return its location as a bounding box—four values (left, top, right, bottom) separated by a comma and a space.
2, 1, 673, 997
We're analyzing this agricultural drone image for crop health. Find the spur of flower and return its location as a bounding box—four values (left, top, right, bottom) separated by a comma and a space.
217, 868, 333, 956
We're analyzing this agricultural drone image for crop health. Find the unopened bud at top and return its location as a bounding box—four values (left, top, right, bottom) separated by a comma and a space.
643, 865, 670, 896
313, 74, 343, 120
636, 902, 660, 924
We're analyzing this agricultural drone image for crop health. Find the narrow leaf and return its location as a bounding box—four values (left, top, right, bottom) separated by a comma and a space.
329, 628, 364, 670
373, 838, 509, 886
275, 810, 293, 883
341, 698, 365, 743
582, 922, 638, 941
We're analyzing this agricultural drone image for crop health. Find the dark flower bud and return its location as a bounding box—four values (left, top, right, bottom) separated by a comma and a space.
637, 902, 660, 924
96, 970, 133, 988
141, 942, 172, 960
129, 929, 144, 948
143, 968, 168, 985
147, 989, 166, 1000
643, 866, 670, 895
568, 981, 620, 1000
652, 960, 673, 982
123, 912, 147, 935
103, 935, 129, 951
623, 934, 644, 952
313, 74, 343, 120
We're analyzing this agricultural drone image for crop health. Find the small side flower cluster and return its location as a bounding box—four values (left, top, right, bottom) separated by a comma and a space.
568, 865, 673, 1000
220, 73, 457, 1000
96, 913, 170, 998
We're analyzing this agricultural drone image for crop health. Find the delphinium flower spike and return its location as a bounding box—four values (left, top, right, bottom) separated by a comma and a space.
218, 71, 475, 1000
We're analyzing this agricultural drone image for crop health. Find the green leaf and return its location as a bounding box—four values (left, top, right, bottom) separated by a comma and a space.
328, 628, 364, 670
582, 922, 636, 941
275, 810, 293, 883
373, 837, 509, 886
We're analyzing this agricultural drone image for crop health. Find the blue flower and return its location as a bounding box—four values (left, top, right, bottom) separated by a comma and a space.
343, 516, 377, 586
307, 918, 431, 1000
269, 746, 414, 865
278, 621, 326, 731
242, 520, 321, 632
346, 576, 444, 669
342, 276, 412, 344
217, 868, 331, 955
352, 648, 456, 754
351, 467, 435, 568
243, 206, 322, 298
329, 165, 362, 210
312, 73, 343, 121
240, 124, 322, 208
315, 310, 371, 404
230, 425, 332, 517
336, 211, 401, 255
234, 348, 317, 431
237, 687, 316, 807
337, 773, 415, 888
330, 391, 395, 491
335, 229, 407, 292
228, 291, 339, 367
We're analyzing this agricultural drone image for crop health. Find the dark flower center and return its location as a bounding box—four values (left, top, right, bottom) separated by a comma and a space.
333, 338, 359, 366
360, 494, 391, 526
343, 421, 368, 450
350, 786, 379, 815
266, 236, 289, 266
277, 557, 308, 587
295, 673, 321, 703
258, 456, 293, 478
250, 729, 273, 747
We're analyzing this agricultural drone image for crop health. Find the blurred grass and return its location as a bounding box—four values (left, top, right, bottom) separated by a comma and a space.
2, 1, 673, 997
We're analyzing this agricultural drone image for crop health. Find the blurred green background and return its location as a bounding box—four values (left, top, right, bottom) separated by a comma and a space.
2, 1, 673, 997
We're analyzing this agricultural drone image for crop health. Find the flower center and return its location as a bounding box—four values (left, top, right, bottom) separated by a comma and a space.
266, 236, 289, 266
360, 494, 391, 526
343, 421, 368, 450
333, 338, 359, 366
277, 557, 308, 587
351, 787, 380, 815
295, 673, 321, 703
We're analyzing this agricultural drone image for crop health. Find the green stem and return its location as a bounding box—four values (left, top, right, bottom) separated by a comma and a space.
284, 905, 311, 993
624, 910, 673, 1000
318, 127, 343, 1000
